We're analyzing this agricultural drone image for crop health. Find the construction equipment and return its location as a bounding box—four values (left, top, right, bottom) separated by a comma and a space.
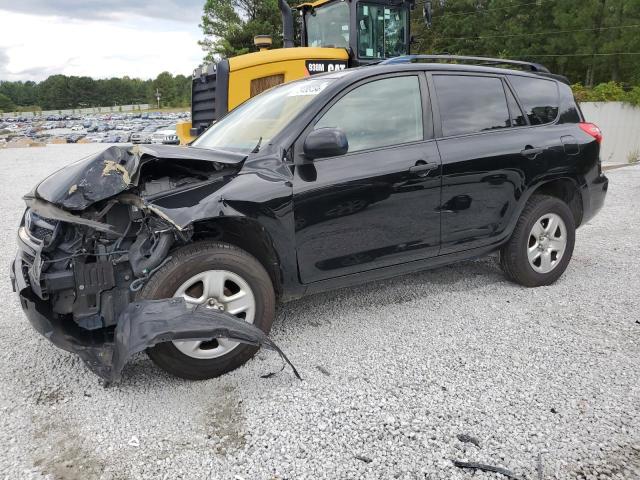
178, 0, 423, 143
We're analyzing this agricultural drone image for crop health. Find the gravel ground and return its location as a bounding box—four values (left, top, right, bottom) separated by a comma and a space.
0, 145, 639, 480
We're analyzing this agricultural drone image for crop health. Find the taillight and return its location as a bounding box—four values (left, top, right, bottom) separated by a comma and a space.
579, 122, 603, 144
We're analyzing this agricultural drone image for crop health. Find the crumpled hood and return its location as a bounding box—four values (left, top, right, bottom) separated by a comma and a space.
34, 144, 247, 211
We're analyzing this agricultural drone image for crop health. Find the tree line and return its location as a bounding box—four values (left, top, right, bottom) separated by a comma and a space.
412, 0, 640, 87
0, 72, 191, 113
201, 0, 640, 87
3, 0, 639, 113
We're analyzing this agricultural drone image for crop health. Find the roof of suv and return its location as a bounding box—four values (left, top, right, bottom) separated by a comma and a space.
320, 59, 569, 86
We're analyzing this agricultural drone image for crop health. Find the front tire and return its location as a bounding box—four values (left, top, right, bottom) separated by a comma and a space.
140, 241, 276, 380
500, 195, 576, 287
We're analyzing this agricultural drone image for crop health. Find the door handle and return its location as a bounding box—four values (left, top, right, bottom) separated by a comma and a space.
520, 146, 544, 158
409, 162, 438, 174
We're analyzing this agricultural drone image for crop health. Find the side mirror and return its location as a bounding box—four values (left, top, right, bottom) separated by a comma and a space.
303, 128, 348, 160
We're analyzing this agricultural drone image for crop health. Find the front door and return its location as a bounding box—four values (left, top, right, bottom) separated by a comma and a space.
292, 74, 442, 283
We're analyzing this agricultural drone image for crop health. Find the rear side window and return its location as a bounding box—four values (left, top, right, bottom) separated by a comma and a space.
433, 75, 511, 137
315, 76, 423, 153
509, 76, 559, 125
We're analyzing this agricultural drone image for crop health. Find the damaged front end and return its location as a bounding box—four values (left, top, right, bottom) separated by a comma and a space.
10, 144, 295, 382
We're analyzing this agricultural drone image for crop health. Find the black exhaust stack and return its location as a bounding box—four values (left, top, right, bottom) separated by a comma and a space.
279, 0, 295, 48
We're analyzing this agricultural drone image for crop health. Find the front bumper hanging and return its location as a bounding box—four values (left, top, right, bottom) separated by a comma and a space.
16, 290, 300, 384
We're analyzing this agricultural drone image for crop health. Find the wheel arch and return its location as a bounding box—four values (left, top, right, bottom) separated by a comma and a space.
188, 217, 284, 298
528, 177, 584, 227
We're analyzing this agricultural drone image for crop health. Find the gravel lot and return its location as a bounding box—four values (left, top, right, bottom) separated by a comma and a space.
1, 145, 639, 480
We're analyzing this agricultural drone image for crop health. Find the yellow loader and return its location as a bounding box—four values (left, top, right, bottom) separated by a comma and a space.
178, 0, 430, 143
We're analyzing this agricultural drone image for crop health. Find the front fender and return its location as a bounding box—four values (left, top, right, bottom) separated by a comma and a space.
147, 168, 300, 299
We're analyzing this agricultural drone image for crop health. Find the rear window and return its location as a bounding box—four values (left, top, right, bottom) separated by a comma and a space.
509, 76, 559, 125
433, 75, 511, 137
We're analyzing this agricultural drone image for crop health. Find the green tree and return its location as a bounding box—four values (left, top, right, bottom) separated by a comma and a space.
38, 75, 72, 109
0, 73, 193, 110
174, 74, 192, 106
411, 0, 640, 86
199, 0, 289, 61
152, 71, 178, 107
0, 92, 15, 112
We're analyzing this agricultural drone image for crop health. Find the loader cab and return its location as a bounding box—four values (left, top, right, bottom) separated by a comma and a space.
299, 0, 413, 66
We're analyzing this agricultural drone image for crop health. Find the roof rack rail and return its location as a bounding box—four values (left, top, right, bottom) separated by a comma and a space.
381, 55, 550, 73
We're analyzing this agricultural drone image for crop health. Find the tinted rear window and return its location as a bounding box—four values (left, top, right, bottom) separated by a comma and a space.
509, 76, 559, 125
434, 75, 511, 137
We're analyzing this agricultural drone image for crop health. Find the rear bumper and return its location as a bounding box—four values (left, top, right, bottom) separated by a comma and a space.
581, 172, 608, 224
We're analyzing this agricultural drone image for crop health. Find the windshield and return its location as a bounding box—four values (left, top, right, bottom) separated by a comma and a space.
306, 1, 350, 48
357, 3, 408, 59
192, 79, 335, 153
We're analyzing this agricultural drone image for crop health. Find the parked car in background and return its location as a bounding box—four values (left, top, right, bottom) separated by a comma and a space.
131, 124, 158, 144
0, 111, 190, 146
66, 134, 84, 143
151, 124, 179, 145
116, 132, 132, 143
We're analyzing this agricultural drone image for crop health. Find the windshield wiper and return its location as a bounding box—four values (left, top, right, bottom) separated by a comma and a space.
251, 137, 263, 154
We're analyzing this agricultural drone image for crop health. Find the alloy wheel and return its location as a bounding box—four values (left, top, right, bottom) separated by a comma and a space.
527, 213, 567, 274
172, 270, 256, 359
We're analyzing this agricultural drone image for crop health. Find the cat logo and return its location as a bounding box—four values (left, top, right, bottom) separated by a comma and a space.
305, 60, 348, 75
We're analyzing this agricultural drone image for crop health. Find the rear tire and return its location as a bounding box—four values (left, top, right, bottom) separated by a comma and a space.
140, 241, 275, 380
500, 195, 576, 287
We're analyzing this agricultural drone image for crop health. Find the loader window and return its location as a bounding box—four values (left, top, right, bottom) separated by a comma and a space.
306, 2, 350, 49
357, 3, 408, 59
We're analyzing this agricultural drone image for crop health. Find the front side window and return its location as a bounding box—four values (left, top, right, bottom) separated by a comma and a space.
306, 2, 350, 49
193, 78, 335, 153
315, 76, 423, 153
357, 3, 409, 59
509, 76, 559, 125
434, 75, 511, 137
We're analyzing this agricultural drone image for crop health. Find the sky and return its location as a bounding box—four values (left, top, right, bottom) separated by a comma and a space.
0, 0, 205, 82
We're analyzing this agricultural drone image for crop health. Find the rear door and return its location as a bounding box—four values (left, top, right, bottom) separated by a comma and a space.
292, 73, 442, 283
431, 72, 547, 254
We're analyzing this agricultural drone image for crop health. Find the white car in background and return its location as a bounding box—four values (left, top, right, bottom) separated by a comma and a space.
131, 124, 158, 144
150, 124, 179, 145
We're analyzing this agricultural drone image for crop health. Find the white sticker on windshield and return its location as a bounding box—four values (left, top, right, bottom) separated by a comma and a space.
287, 81, 330, 97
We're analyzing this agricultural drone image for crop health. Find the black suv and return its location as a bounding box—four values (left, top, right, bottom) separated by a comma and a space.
11, 56, 608, 381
